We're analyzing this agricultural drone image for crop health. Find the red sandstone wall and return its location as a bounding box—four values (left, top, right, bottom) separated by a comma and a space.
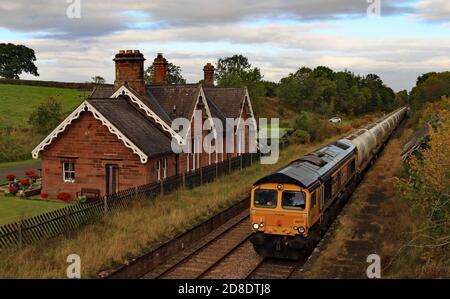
41, 111, 176, 199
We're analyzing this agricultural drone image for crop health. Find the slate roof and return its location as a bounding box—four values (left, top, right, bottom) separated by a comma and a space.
147, 85, 201, 120
88, 97, 172, 157
203, 87, 246, 119
254, 139, 356, 190
86, 83, 249, 159
90, 85, 115, 98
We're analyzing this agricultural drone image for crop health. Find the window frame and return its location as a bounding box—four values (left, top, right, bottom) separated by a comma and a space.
62, 162, 75, 183
253, 189, 278, 209
281, 190, 307, 211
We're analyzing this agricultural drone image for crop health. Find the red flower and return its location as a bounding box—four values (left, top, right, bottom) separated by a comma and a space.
25, 170, 38, 178
6, 174, 16, 181
57, 192, 72, 202
9, 186, 18, 194
19, 179, 30, 186
40, 192, 49, 199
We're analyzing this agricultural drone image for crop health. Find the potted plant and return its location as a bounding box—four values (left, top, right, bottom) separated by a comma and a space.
25, 170, 38, 183
6, 174, 16, 182
57, 192, 72, 203
9, 186, 19, 195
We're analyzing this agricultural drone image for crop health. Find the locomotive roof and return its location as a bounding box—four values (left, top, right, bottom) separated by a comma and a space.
254, 139, 356, 190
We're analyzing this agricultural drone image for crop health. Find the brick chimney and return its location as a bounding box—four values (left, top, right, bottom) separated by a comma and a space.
203, 63, 215, 87
113, 50, 146, 95
153, 53, 168, 85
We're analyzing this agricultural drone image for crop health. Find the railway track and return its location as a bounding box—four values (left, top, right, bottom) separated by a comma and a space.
142, 208, 311, 279
142, 211, 253, 279
246, 258, 305, 279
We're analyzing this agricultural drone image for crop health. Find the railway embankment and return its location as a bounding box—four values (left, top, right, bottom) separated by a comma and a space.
298, 121, 413, 278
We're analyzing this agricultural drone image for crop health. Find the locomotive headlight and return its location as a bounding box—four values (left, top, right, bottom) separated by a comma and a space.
253, 223, 260, 230
297, 226, 305, 234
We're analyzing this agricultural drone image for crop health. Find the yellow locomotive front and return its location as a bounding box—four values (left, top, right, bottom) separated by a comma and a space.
250, 182, 317, 259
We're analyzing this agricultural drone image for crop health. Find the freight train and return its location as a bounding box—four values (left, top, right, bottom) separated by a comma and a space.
249, 107, 409, 259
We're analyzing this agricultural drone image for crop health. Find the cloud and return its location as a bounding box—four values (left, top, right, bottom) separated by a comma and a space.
0, 0, 412, 38
1, 0, 448, 92
11, 20, 449, 92
415, 0, 450, 23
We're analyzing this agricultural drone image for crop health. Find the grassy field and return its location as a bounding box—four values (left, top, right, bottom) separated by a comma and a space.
0, 158, 40, 169
0, 84, 86, 129
0, 196, 68, 225
0, 84, 86, 163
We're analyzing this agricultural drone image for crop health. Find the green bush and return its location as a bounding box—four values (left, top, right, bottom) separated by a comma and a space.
28, 97, 63, 135
294, 129, 310, 144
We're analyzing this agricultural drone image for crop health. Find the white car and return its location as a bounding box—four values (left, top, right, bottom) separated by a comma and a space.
328, 117, 342, 123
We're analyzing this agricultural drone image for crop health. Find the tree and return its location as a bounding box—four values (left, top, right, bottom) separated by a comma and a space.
144, 62, 186, 85
91, 76, 105, 84
0, 43, 39, 79
215, 54, 265, 101
28, 97, 63, 135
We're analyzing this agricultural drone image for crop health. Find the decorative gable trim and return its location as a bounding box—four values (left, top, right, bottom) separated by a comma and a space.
183, 87, 217, 140
111, 86, 184, 145
31, 101, 149, 164
237, 88, 258, 132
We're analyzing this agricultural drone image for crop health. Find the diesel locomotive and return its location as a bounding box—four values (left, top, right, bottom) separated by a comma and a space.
249, 107, 409, 259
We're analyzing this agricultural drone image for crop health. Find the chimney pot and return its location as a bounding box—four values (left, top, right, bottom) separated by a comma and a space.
152, 53, 168, 85
113, 49, 146, 95
203, 63, 215, 87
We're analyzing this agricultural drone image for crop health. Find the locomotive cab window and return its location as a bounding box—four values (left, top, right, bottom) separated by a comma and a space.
282, 191, 306, 210
253, 189, 277, 208
311, 191, 317, 208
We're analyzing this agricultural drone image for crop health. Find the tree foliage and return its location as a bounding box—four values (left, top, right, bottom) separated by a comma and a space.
397, 98, 450, 251
144, 62, 186, 85
409, 71, 450, 109
0, 43, 39, 79
215, 54, 265, 101
28, 97, 63, 135
277, 66, 397, 116
91, 76, 105, 84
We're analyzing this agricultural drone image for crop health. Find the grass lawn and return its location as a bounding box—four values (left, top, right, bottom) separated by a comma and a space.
0, 195, 68, 225
0, 84, 86, 129
0, 158, 41, 169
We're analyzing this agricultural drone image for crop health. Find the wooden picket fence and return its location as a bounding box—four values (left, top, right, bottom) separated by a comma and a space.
0, 153, 260, 250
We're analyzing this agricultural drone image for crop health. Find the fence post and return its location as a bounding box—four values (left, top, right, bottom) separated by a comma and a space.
200, 167, 203, 185
240, 155, 243, 170
216, 161, 218, 179
103, 196, 108, 216
182, 173, 185, 188
65, 208, 70, 229
135, 186, 139, 200
17, 219, 23, 249
228, 158, 231, 174
160, 180, 164, 196
250, 153, 253, 166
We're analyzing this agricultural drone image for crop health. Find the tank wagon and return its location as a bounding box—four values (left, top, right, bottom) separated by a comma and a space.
249, 107, 409, 259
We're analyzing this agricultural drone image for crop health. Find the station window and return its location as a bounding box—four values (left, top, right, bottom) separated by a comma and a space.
63, 162, 75, 183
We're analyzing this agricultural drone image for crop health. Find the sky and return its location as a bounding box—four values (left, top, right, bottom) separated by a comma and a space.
0, 0, 449, 91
